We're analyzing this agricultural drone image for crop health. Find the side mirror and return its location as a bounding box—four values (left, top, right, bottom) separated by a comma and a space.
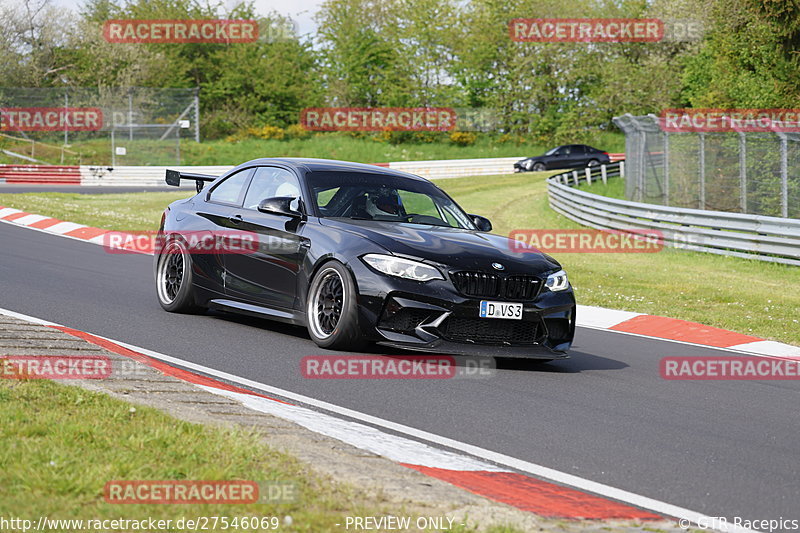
257, 196, 302, 217
470, 214, 492, 232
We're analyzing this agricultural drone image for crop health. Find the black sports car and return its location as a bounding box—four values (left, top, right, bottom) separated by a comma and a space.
515, 144, 610, 172
155, 158, 575, 359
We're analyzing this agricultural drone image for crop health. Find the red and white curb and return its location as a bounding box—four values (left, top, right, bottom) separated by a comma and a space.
0, 306, 757, 530
2, 204, 799, 362
578, 306, 800, 360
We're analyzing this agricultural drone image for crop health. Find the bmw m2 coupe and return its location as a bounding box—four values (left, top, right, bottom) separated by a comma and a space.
155, 158, 575, 359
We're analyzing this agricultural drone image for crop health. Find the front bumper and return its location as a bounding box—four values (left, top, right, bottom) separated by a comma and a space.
350, 261, 576, 359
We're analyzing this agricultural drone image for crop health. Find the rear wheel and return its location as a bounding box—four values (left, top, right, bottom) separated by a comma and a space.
532, 162, 546, 172
156, 239, 203, 313
306, 261, 364, 350
587, 159, 599, 167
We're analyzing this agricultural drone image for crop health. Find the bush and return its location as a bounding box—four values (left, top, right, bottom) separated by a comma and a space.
371, 131, 392, 143
248, 125, 286, 140
286, 124, 311, 140
495, 133, 528, 145
387, 130, 417, 145
413, 131, 446, 143
449, 131, 477, 146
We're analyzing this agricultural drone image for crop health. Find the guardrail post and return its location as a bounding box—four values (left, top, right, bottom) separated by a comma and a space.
572, 170, 579, 186
620, 161, 625, 178
699, 133, 706, 210
601, 164, 607, 184
738, 132, 747, 213
586, 167, 592, 185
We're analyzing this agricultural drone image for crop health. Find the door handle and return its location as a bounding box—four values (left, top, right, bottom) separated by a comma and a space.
229, 214, 243, 225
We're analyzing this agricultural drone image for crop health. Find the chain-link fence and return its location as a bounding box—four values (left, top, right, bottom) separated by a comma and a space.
0, 87, 199, 166
613, 114, 800, 219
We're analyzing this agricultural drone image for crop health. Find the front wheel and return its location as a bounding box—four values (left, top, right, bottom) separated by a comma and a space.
306, 261, 365, 350
155, 239, 203, 313
532, 162, 546, 172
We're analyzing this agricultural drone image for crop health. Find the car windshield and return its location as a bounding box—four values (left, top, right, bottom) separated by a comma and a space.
306, 171, 476, 229
544, 146, 560, 155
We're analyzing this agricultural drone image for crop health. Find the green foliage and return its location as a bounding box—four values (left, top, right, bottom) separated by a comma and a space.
2, 0, 798, 141
680, 0, 800, 108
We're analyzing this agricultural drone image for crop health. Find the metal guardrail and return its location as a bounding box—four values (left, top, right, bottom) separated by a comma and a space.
550, 161, 625, 187
548, 162, 800, 266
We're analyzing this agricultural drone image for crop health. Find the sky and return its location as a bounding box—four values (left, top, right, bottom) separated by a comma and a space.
49, 0, 324, 38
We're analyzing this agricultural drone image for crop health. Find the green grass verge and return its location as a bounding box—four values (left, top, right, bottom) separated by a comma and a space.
0, 379, 378, 531
0, 191, 193, 231
0, 379, 525, 532
575, 175, 625, 199
0, 131, 626, 166
1, 171, 796, 345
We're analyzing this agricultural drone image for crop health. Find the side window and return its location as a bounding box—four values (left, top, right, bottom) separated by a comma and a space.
573, 145, 587, 154
208, 168, 253, 205
561, 146, 572, 155
398, 190, 439, 218
316, 187, 340, 209
243, 167, 301, 210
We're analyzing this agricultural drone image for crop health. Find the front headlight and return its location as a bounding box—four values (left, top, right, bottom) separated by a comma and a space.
545, 269, 569, 291
361, 254, 443, 282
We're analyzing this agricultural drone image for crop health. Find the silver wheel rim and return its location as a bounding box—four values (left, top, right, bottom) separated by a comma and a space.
157, 241, 186, 305
308, 267, 346, 340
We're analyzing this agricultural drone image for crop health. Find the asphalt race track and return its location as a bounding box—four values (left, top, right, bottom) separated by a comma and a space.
2, 220, 798, 520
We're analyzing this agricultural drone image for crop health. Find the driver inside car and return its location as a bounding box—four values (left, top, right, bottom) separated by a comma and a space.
365, 189, 403, 218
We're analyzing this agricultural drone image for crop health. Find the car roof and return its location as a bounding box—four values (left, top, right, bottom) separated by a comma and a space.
234, 157, 429, 182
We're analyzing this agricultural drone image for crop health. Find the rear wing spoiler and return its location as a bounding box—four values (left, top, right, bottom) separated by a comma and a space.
165, 169, 217, 192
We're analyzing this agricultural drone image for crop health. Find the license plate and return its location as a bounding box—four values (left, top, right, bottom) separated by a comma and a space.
479, 301, 523, 320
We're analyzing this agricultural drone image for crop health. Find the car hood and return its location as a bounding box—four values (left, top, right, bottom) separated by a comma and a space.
319, 218, 561, 274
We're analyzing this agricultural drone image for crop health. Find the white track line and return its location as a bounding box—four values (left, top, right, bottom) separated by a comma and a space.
0, 306, 758, 532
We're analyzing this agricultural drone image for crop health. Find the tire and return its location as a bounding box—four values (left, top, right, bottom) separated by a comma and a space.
587, 159, 599, 167
306, 261, 365, 350
532, 162, 546, 172
155, 238, 203, 313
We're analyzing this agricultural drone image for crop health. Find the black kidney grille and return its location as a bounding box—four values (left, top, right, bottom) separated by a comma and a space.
503, 275, 542, 300
450, 271, 500, 298
451, 271, 541, 300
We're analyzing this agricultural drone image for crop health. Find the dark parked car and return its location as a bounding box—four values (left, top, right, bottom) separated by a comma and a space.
515, 144, 610, 172
156, 158, 575, 359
